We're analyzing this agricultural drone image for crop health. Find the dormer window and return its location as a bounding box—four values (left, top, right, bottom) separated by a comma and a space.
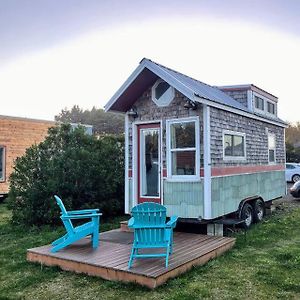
267, 102, 275, 114
152, 79, 175, 107
255, 96, 264, 110
253, 92, 277, 117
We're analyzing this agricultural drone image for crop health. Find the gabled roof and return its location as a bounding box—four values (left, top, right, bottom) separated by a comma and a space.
105, 58, 249, 113
104, 58, 287, 127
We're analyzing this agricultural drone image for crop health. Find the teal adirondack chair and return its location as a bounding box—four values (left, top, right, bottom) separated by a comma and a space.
128, 202, 178, 269
51, 195, 102, 253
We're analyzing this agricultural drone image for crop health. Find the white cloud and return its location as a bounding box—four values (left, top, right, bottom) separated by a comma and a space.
0, 17, 299, 122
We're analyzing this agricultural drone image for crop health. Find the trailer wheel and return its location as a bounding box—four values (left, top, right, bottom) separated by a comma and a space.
292, 174, 300, 183
253, 199, 265, 223
240, 203, 253, 229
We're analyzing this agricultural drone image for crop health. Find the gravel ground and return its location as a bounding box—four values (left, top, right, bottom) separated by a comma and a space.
273, 183, 300, 211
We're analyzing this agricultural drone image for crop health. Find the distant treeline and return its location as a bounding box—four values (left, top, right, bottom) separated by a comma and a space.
285, 122, 300, 162
55, 105, 124, 135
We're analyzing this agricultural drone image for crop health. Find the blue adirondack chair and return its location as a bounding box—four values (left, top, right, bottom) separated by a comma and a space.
51, 195, 102, 253
128, 202, 178, 269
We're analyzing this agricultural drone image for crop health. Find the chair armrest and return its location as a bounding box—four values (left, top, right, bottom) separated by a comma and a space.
62, 213, 101, 220
67, 209, 99, 215
128, 217, 134, 228
166, 216, 178, 228
130, 225, 168, 229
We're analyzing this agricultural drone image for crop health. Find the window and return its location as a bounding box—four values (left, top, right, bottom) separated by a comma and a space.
286, 164, 295, 170
167, 118, 199, 179
0, 147, 5, 181
255, 96, 264, 110
152, 80, 175, 107
268, 133, 276, 163
223, 131, 246, 160
267, 102, 275, 114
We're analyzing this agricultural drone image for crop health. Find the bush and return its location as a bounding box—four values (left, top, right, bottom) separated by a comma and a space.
8, 124, 124, 226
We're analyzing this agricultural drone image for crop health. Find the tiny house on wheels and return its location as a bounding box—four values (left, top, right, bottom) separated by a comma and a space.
105, 58, 287, 229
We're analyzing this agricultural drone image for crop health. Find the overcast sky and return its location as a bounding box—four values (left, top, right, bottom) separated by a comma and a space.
1, 0, 300, 122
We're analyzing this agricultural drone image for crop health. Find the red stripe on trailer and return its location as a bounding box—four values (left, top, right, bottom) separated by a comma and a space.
200, 164, 285, 177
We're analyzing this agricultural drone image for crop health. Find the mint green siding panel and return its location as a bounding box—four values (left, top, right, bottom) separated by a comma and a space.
163, 180, 204, 218
211, 171, 286, 219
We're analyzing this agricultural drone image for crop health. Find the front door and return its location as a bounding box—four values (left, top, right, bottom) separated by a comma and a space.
137, 123, 161, 204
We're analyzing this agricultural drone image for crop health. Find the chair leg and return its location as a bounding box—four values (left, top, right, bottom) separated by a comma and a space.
51, 237, 73, 253
92, 233, 99, 249
128, 246, 136, 269
51, 234, 68, 246
165, 245, 170, 268
92, 216, 99, 249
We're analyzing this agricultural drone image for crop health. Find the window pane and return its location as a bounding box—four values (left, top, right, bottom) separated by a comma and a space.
224, 134, 245, 157
269, 149, 275, 162
286, 164, 295, 169
171, 151, 195, 175
233, 135, 244, 156
267, 102, 275, 114
155, 82, 170, 99
140, 129, 159, 197
0, 148, 3, 180
268, 135, 275, 149
171, 122, 195, 149
224, 134, 233, 156
255, 96, 264, 110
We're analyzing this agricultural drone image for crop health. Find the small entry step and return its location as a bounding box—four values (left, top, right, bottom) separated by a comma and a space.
120, 221, 133, 232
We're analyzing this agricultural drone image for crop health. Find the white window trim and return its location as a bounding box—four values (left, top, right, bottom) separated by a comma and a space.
0, 146, 5, 182
166, 116, 200, 181
253, 91, 277, 117
151, 79, 175, 107
223, 130, 247, 161
268, 132, 276, 164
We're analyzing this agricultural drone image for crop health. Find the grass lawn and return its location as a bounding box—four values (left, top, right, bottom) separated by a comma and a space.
0, 202, 300, 300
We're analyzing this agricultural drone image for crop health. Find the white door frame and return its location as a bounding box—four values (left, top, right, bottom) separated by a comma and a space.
132, 119, 163, 206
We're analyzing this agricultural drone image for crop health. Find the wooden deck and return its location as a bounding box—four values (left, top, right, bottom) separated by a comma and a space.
27, 230, 235, 288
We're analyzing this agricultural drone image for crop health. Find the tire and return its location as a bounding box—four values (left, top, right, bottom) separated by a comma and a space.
292, 174, 300, 183
240, 203, 254, 229
253, 199, 265, 223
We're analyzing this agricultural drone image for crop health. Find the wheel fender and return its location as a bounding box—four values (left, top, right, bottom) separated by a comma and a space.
237, 196, 262, 219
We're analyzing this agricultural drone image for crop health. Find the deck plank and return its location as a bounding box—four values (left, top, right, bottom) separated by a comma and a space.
27, 230, 235, 288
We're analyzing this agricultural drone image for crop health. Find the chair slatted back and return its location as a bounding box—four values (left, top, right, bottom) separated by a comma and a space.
54, 195, 74, 233
131, 202, 166, 245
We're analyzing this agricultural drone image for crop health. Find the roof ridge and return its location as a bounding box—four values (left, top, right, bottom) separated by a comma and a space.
142, 58, 223, 93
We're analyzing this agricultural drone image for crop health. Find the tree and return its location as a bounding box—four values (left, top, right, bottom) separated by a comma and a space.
55, 106, 124, 135
285, 122, 300, 162
8, 124, 124, 226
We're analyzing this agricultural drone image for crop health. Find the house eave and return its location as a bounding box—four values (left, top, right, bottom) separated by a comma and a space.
194, 94, 287, 128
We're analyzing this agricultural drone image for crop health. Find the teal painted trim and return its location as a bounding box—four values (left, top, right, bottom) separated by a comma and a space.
163, 180, 204, 218
211, 170, 286, 219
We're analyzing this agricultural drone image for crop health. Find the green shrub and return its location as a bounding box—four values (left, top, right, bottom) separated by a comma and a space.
8, 124, 124, 226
